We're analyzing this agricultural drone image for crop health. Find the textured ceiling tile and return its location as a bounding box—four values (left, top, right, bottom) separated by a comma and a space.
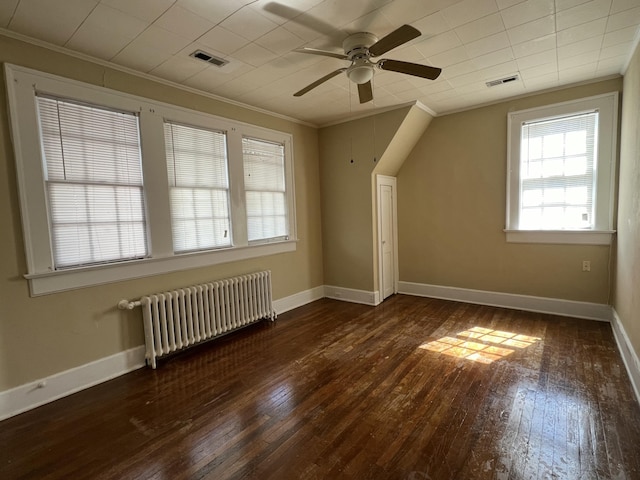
511, 33, 557, 58
500, 0, 554, 30
429, 46, 470, 67
379, 0, 438, 26
605, 6, 640, 32
255, 26, 307, 55
111, 42, 173, 72
519, 61, 558, 80
150, 55, 209, 83
506, 15, 555, 45
602, 25, 639, 48
199, 27, 250, 56
557, 35, 603, 60
496, 0, 526, 9
220, 7, 279, 42
455, 13, 505, 44
516, 49, 557, 69
473, 48, 517, 68
134, 25, 192, 55
232, 42, 279, 67
441, 0, 499, 29
610, 0, 640, 14
65, 5, 148, 60
411, 11, 451, 37
556, 0, 612, 31
414, 31, 463, 57
9, 0, 99, 45
596, 54, 627, 73
557, 17, 607, 46
102, 0, 174, 23
0, 0, 19, 28
154, 5, 214, 41
558, 51, 600, 69
465, 31, 511, 57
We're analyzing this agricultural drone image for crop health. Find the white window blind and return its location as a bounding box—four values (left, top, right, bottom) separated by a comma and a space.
37, 96, 147, 268
164, 122, 231, 252
519, 112, 598, 230
242, 137, 288, 242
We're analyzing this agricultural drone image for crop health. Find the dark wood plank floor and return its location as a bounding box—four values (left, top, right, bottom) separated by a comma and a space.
2, 295, 640, 480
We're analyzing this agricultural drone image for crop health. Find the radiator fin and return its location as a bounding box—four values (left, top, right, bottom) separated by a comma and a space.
140, 271, 276, 368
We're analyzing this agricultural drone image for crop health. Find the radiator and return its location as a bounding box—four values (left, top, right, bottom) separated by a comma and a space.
119, 271, 276, 368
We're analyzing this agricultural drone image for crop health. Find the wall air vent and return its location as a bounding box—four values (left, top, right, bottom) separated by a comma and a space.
486, 74, 519, 87
190, 50, 228, 67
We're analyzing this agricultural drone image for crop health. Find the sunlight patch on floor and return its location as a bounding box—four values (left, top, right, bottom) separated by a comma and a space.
419, 326, 541, 364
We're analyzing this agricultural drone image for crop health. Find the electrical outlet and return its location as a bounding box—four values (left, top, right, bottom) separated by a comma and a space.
582, 260, 591, 272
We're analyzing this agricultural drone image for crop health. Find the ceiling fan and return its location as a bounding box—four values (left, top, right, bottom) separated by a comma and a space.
293, 24, 442, 104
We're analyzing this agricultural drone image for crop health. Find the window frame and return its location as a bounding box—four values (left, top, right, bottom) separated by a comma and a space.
242, 135, 290, 244
37, 95, 149, 268
5, 64, 297, 296
164, 120, 233, 253
505, 92, 618, 245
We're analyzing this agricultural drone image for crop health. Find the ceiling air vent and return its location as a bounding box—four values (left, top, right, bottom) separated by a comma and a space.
486, 74, 519, 87
190, 50, 228, 67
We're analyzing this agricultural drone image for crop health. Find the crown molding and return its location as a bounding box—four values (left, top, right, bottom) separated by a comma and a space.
0, 28, 317, 128
439, 74, 622, 117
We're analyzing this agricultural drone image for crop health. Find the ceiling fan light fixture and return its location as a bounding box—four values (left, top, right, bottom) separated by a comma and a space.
347, 62, 374, 84
292, 25, 442, 101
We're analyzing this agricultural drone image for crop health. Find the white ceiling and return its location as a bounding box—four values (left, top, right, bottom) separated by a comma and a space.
1, 0, 639, 125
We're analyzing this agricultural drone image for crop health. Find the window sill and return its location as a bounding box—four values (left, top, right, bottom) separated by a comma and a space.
24, 240, 297, 296
504, 230, 614, 245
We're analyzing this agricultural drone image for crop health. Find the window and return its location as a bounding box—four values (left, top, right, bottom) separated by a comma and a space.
38, 96, 147, 268
519, 112, 597, 230
506, 93, 617, 245
243, 137, 288, 243
6, 64, 296, 295
164, 122, 231, 252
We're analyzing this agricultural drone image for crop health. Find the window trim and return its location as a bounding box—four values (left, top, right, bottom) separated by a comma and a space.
5, 63, 297, 295
164, 121, 233, 253
242, 135, 290, 244
505, 92, 618, 245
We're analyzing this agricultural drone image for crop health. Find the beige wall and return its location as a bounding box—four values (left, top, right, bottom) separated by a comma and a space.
615, 43, 640, 364
319, 107, 410, 291
1, 31, 636, 400
397, 77, 623, 303
0, 35, 323, 391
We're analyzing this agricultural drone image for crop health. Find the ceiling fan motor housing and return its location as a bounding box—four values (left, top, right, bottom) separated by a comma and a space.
293, 25, 441, 101
342, 32, 378, 57
343, 32, 377, 84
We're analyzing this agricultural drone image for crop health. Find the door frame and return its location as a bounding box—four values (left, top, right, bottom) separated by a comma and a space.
376, 174, 399, 301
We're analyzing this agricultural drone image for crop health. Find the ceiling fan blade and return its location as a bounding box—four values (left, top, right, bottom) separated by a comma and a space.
293, 47, 348, 60
294, 68, 347, 97
358, 81, 373, 104
377, 59, 442, 80
263, 2, 342, 39
369, 25, 421, 57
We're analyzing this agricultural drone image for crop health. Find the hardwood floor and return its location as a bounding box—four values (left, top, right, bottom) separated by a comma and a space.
2, 295, 640, 480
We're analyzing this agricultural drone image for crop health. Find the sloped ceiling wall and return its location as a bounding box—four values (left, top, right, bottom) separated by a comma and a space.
320, 104, 433, 292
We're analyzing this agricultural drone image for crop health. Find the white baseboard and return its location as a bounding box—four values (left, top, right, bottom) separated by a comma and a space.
0, 286, 327, 421
0, 345, 146, 422
3, 284, 628, 422
273, 286, 325, 315
611, 309, 640, 404
324, 285, 380, 306
398, 281, 612, 321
